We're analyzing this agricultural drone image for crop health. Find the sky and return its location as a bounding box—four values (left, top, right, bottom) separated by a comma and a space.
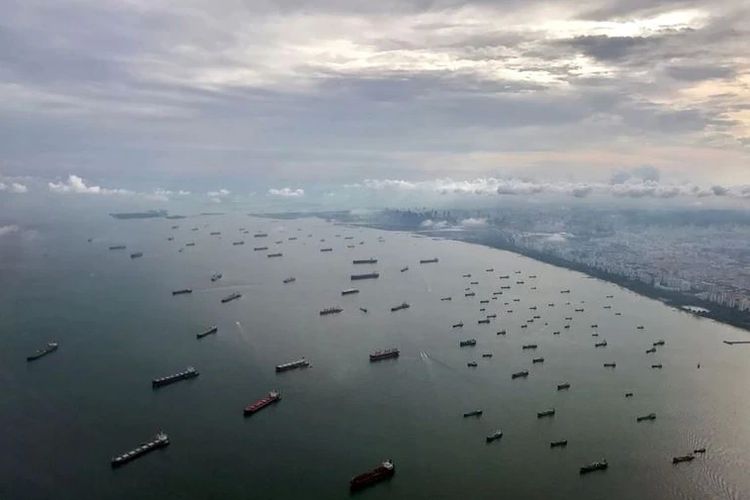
0, 0, 749, 207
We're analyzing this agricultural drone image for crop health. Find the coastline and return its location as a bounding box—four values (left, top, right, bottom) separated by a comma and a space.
252, 212, 750, 333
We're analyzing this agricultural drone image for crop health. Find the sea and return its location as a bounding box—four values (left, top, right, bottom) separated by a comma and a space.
2, 210, 750, 499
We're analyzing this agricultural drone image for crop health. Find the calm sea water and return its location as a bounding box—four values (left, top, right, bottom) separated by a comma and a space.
2, 212, 750, 499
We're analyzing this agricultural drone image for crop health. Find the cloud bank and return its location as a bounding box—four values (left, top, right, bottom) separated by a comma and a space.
268, 187, 305, 197
48, 175, 132, 195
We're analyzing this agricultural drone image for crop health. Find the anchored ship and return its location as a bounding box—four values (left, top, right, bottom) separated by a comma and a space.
197, 326, 218, 339
172, 288, 192, 295
419, 258, 439, 264
637, 413, 656, 422
253, 246, 268, 251
109, 245, 126, 250
580, 460, 608, 474
221, 292, 242, 303
512, 370, 529, 379
26, 342, 58, 362
254, 233, 268, 238
353, 258, 377, 264
267, 253, 283, 258
370, 348, 400, 362
244, 391, 281, 415
130, 252, 143, 259
537, 408, 555, 418
390, 302, 410, 312
320, 307, 343, 316
459, 339, 477, 347
463, 410, 483, 417
351, 272, 379, 280
232, 241, 244, 246
152, 366, 198, 388
557, 382, 571, 391
320, 248, 333, 252
111, 432, 169, 468
349, 459, 395, 492
341, 288, 359, 295
211, 273, 223, 282
550, 440, 568, 448
400, 266, 409, 272
486, 431, 503, 443
283, 277, 296, 284
275, 358, 310, 372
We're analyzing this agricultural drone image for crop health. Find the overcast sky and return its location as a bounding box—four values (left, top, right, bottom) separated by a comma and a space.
0, 0, 748, 205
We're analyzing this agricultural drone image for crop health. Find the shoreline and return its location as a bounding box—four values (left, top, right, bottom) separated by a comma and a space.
252, 212, 750, 333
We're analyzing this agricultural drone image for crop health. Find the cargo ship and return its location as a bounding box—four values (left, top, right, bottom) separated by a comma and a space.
351, 272, 379, 280
244, 391, 281, 415
267, 253, 283, 258
341, 288, 359, 295
550, 440, 568, 448
522, 344, 538, 350
400, 266, 409, 272
369, 348, 399, 362
673, 455, 695, 464
459, 339, 477, 347
185, 242, 196, 247
210, 231, 221, 236
353, 258, 377, 264
532, 357, 544, 363
130, 252, 143, 259
537, 408, 555, 418
419, 258, 439, 264
349, 459, 395, 492
594, 340, 607, 347
440, 297, 452, 301
111, 432, 169, 468
320, 307, 343, 316
109, 245, 126, 250
254, 246, 268, 251
152, 366, 198, 388
512, 370, 529, 379
221, 292, 242, 303
172, 288, 192, 295
283, 277, 296, 284
26, 342, 58, 362
580, 460, 608, 474
254, 233, 268, 238
463, 409, 483, 417
637, 413, 656, 422
486, 431, 503, 443
233, 241, 245, 246
390, 302, 410, 312
452, 322, 464, 328
197, 326, 218, 339
211, 273, 223, 282
320, 248, 333, 252
275, 358, 310, 372
557, 382, 570, 391
465, 292, 476, 297
478, 319, 490, 324
603, 362, 616, 368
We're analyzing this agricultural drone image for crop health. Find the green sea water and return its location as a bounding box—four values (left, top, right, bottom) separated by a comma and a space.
2, 211, 750, 499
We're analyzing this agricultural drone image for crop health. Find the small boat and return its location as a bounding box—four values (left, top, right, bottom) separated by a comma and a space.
625, 392, 634, 398
603, 362, 616, 368
496, 330, 506, 335
552, 331, 560, 335
465, 292, 476, 297
359, 307, 368, 313
440, 297, 452, 301
130, 252, 143, 259
463, 410, 482, 418
283, 277, 296, 284
459, 339, 477, 347
172, 289, 192, 295
481, 353, 493, 358
580, 460, 608, 474
653, 340, 665, 346
636, 413, 656, 422
486, 431, 503, 443
485, 268, 494, 272
511, 370, 529, 379
267, 252, 282, 258
462, 274, 471, 278
478, 319, 490, 324
694, 448, 706, 454
637, 325, 645, 330
532, 357, 544, 364
467, 361, 478, 368
550, 440, 568, 448
672, 455, 695, 464
646, 347, 656, 353
211, 272, 223, 282
651, 364, 663, 369
400, 266, 409, 273
557, 383, 570, 391
452, 322, 464, 328
522, 344, 537, 350
595, 340, 607, 347
341, 288, 359, 295
537, 409, 555, 418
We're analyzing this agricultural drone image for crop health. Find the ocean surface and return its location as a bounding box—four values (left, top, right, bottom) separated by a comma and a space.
2, 212, 750, 500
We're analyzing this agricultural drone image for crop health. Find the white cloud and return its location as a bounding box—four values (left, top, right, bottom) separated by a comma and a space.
0, 224, 19, 237
206, 188, 231, 203
460, 217, 488, 227
0, 181, 28, 193
351, 177, 750, 201
420, 219, 450, 229
268, 187, 305, 197
48, 175, 132, 195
